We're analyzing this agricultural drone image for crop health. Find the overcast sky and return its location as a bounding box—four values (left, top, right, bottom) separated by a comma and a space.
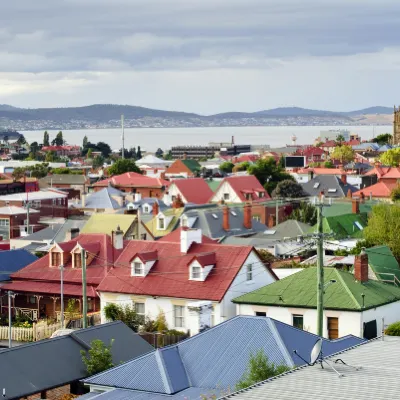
1, 0, 400, 114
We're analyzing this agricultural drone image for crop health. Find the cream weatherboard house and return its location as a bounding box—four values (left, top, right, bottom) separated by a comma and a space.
97, 227, 277, 334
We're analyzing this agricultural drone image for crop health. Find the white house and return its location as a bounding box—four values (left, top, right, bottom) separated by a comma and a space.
96, 227, 278, 334
234, 253, 400, 339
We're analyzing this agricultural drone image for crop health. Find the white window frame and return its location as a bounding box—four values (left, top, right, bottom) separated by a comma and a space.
0, 219, 9, 227
158, 218, 165, 230
246, 264, 253, 281
224, 193, 230, 200
190, 265, 202, 280
132, 261, 144, 276
174, 305, 185, 328
134, 302, 145, 316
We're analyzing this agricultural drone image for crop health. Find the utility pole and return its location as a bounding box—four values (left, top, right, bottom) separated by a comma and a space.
8, 291, 13, 348
60, 264, 64, 329
275, 198, 279, 226
316, 200, 324, 337
81, 248, 87, 328
121, 114, 125, 159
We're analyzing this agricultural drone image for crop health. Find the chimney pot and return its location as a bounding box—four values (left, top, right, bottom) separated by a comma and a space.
354, 251, 368, 283
223, 206, 230, 231
113, 226, 124, 250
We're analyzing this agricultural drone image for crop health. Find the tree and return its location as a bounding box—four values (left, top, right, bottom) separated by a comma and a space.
51, 131, 64, 146
272, 180, 304, 199
103, 303, 143, 332
391, 186, 400, 202
232, 162, 250, 173
12, 167, 27, 180
131, 147, 137, 159
364, 204, 400, 258
45, 150, 57, 162
17, 134, 27, 146
235, 350, 290, 390
136, 146, 142, 159
96, 142, 112, 158
92, 155, 105, 168
380, 148, 400, 167
372, 133, 392, 145
335, 134, 345, 146
155, 148, 164, 158
108, 159, 141, 176
43, 131, 50, 146
87, 148, 93, 159
385, 321, 400, 336
289, 202, 317, 225
331, 145, 354, 164
324, 160, 334, 168
163, 150, 172, 160
3, 135, 8, 144
219, 161, 234, 174
81, 339, 114, 375
30, 141, 39, 156
82, 135, 88, 149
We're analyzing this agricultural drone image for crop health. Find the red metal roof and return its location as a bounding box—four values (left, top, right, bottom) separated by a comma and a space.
136, 250, 158, 262
194, 252, 217, 267
94, 172, 169, 188
170, 178, 214, 204
215, 175, 270, 203
353, 181, 398, 198
97, 241, 256, 301
158, 227, 218, 244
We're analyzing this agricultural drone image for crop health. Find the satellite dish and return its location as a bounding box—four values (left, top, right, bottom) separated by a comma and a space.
310, 339, 323, 364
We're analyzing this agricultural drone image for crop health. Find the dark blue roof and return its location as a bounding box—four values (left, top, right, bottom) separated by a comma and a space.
0, 249, 37, 281
84, 316, 365, 399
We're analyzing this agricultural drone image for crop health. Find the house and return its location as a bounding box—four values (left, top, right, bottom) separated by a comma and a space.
136, 154, 170, 168
0, 205, 41, 239
0, 322, 153, 400
93, 172, 169, 198
165, 178, 214, 205
209, 175, 270, 204
363, 165, 400, 184
0, 190, 68, 219
294, 146, 328, 165
39, 174, 89, 197
126, 195, 168, 216
144, 205, 185, 239
234, 253, 400, 339
219, 336, 400, 400
81, 213, 137, 239
41, 145, 81, 157
0, 249, 37, 281
96, 227, 278, 330
353, 180, 397, 200
2, 232, 125, 320
164, 158, 201, 178
75, 186, 126, 213
82, 316, 363, 400
10, 219, 87, 252
301, 175, 358, 198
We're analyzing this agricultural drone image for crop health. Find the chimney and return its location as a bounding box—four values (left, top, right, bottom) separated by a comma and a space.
172, 195, 185, 209
113, 225, 124, 250
267, 214, 276, 228
360, 191, 365, 203
243, 204, 252, 229
65, 227, 80, 241
354, 250, 368, 283
347, 189, 352, 198
341, 174, 347, 185
223, 206, 230, 231
181, 227, 202, 253
134, 193, 142, 202
153, 201, 159, 216
352, 199, 360, 214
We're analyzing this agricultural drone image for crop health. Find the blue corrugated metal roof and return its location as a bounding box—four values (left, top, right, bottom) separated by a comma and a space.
83, 316, 365, 399
0, 249, 37, 281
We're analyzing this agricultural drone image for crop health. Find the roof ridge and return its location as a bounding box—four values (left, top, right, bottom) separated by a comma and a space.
334, 269, 361, 309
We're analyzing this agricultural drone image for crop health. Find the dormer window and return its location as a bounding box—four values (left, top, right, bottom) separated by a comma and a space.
224, 193, 230, 200
159, 218, 165, 229
73, 253, 82, 268
259, 192, 265, 198
133, 261, 144, 276
51, 252, 61, 267
190, 265, 202, 280
245, 193, 251, 200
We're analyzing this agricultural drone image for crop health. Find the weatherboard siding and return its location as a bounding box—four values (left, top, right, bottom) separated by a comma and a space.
210, 181, 242, 204
167, 184, 188, 204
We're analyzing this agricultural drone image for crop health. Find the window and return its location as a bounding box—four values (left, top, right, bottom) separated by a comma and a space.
253, 215, 261, 222
328, 317, 339, 339
73, 253, 82, 268
246, 264, 253, 281
133, 262, 144, 275
259, 192, 264, 198
245, 193, 252, 200
174, 305, 185, 328
134, 302, 145, 316
143, 206, 149, 213
140, 233, 147, 240
159, 218, 165, 229
224, 193, 230, 200
57, 198, 62, 205
29, 296, 36, 304
52, 199, 56, 205
191, 265, 202, 280
293, 314, 304, 330
51, 252, 61, 267
255, 311, 266, 317
0, 219, 9, 227
32, 200, 41, 209
171, 195, 177, 202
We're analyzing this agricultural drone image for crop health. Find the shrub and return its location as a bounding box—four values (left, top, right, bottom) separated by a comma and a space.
385, 321, 400, 336
81, 339, 114, 375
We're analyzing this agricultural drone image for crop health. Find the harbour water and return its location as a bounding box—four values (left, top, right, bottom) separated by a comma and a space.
22, 125, 391, 152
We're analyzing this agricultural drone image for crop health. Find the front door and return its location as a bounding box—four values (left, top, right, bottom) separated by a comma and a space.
327, 317, 339, 339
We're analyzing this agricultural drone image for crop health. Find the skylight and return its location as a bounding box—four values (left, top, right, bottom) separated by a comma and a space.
212, 214, 218, 219
231, 211, 237, 216
313, 182, 320, 188
354, 221, 364, 230
264, 230, 276, 235
328, 188, 337, 193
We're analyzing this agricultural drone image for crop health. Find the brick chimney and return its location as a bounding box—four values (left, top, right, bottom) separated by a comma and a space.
243, 204, 252, 229
267, 214, 276, 228
153, 201, 159, 216
354, 250, 368, 283
347, 189, 352, 198
341, 174, 347, 184
352, 199, 360, 214
223, 206, 230, 231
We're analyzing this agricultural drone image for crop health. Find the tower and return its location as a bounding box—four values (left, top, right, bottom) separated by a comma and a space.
393, 106, 400, 144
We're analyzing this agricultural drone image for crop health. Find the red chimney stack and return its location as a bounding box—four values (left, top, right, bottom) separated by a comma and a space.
354, 250, 368, 283
352, 199, 360, 214
243, 204, 252, 229
223, 206, 230, 231
153, 201, 159, 216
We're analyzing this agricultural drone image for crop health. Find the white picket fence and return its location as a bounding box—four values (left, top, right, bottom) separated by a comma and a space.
0, 321, 62, 342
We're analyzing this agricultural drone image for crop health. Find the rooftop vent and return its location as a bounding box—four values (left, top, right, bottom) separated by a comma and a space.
328, 188, 337, 193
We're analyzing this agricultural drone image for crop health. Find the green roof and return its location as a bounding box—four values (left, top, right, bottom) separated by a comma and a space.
206, 180, 221, 193
233, 267, 400, 311
81, 214, 136, 236
144, 207, 184, 237
322, 201, 375, 217
317, 212, 368, 239
365, 246, 400, 285
181, 159, 201, 172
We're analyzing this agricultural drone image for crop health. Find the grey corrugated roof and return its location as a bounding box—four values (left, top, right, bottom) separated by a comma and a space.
220, 337, 400, 400
84, 316, 363, 399
79, 187, 124, 209
0, 322, 153, 400
0, 249, 37, 281
183, 206, 267, 239
251, 220, 312, 240
302, 175, 357, 198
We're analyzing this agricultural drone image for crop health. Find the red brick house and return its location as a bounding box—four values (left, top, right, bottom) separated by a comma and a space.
295, 146, 328, 165
0, 190, 68, 219
93, 172, 169, 198
2, 232, 125, 320
0, 206, 41, 239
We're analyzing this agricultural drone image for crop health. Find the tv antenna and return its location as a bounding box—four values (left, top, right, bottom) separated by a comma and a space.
293, 338, 362, 378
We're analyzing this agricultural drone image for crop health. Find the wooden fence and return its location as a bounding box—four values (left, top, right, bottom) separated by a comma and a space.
139, 332, 189, 348
0, 321, 61, 342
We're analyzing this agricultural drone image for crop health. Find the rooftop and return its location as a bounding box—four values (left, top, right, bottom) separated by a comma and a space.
81, 214, 136, 237
0, 190, 67, 201
169, 178, 214, 204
